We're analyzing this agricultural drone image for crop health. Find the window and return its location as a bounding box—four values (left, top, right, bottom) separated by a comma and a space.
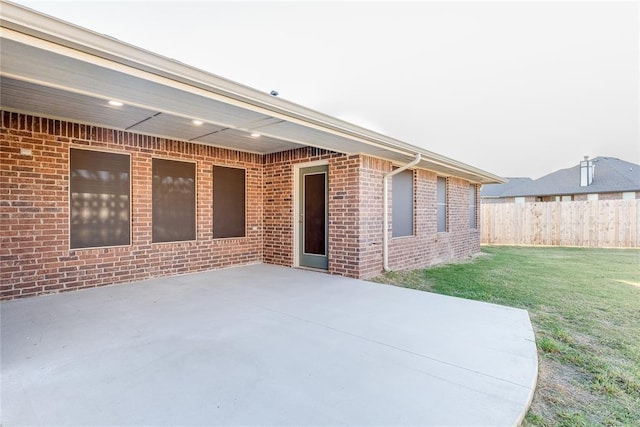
152, 158, 196, 243
437, 177, 447, 232
392, 169, 414, 237
213, 166, 246, 238
622, 192, 636, 200
69, 148, 130, 249
514, 197, 525, 204
561, 195, 573, 202
469, 185, 477, 229
587, 194, 599, 201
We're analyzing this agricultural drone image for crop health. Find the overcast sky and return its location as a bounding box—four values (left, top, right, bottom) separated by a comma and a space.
15, 0, 640, 178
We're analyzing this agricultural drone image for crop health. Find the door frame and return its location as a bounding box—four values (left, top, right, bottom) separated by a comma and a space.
293, 160, 329, 269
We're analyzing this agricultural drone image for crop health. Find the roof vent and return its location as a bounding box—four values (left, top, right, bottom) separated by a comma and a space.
580, 156, 594, 186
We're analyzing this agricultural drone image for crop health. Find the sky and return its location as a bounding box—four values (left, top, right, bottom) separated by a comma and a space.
13, 0, 640, 179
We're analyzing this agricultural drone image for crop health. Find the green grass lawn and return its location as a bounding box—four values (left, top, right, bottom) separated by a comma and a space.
372, 246, 640, 426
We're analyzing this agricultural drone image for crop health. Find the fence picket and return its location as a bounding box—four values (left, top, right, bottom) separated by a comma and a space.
481, 200, 640, 248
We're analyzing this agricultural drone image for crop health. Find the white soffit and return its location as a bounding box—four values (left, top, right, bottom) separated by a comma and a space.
0, 1, 504, 184
195, 129, 305, 155
126, 114, 225, 142
1, 76, 157, 129
259, 121, 366, 155
0, 37, 272, 129
0, 34, 306, 153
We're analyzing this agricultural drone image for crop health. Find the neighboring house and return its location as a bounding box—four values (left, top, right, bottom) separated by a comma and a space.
480, 177, 533, 204
0, 2, 503, 300
481, 157, 640, 203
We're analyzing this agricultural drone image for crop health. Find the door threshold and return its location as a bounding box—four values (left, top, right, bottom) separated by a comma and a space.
295, 266, 328, 273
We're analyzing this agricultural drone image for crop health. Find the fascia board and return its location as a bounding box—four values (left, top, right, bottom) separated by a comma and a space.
1, 0, 504, 184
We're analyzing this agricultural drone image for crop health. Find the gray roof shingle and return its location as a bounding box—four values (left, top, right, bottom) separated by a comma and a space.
481, 177, 533, 198
500, 157, 640, 197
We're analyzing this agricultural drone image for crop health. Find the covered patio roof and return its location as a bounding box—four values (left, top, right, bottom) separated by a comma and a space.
0, 1, 504, 184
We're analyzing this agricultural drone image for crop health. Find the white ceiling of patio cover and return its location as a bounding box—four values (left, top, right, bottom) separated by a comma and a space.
0, 36, 347, 154
0, 8, 503, 184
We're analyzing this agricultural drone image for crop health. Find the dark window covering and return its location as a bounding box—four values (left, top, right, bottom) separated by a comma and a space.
392, 169, 414, 237
437, 177, 447, 232
213, 166, 246, 239
152, 158, 196, 243
70, 148, 131, 249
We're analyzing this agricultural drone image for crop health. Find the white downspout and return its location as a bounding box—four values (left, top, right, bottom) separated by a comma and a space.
383, 153, 421, 272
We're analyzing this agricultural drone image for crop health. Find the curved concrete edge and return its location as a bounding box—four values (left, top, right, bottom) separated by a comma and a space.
516, 312, 539, 426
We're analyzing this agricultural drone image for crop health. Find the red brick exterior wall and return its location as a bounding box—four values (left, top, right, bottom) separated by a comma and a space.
1, 112, 263, 299
327, 154, 362, 277
383, 171, 480, 274
356, 157, 386, 278
262, 147, 341, 268
262, 153, 481, 279
262, 149, 364, 278
328, 157, 480, 278
2, 112, 483, 299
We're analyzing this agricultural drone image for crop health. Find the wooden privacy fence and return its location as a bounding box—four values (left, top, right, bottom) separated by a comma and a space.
481, 200, 640, 248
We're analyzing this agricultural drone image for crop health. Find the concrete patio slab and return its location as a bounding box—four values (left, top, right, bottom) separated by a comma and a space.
1, 264, 537, 426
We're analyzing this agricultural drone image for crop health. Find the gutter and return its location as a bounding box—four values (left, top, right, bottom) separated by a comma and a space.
1, 0, 504, 185
383, 154, 421, 272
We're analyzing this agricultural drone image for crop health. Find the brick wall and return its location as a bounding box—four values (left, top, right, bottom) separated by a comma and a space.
328, 154, 362, 277
598, 192, 621, 201
356, 157, 480, 278
262, 147, 341, 269
2, 112, 484, 299
261, 148, 367, 278
356, 156, 386, 278
263, 152, 482, 280
578, 192, 637, 201
1, 112, 263, 299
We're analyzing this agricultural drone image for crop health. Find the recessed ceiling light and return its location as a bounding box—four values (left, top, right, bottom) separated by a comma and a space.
250, 132, 261, 137
108, 100, 123, 107
192, 120, 203, 126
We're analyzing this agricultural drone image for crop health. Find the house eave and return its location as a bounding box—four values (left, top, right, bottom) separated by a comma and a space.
0, 0, 503, 185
